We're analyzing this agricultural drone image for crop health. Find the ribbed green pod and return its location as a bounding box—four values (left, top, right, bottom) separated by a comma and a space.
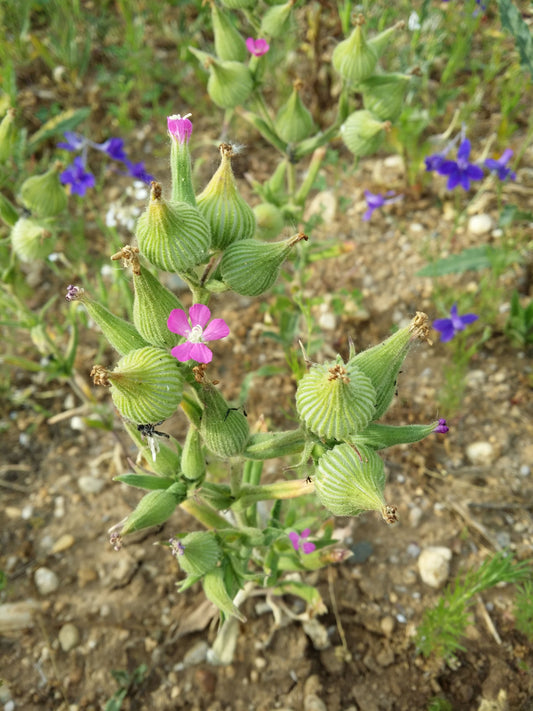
260, 0, 295, 38
121, 482, 186, 535
296, 357, 376, 440
133, 263, 184, 349
199, 383, 249, 458
93, 346, 183, 425
220, 232, 307, 296
197, 143, 256, 250
348, 421, 444, 451
362, 73, 411, 122
135, 182, 211, 273
178, 531, 221, 576
123, 421, 182, 477
181, 426, 206, 481
314, 443, 393, 519
203, 567, 246, 621
207, 59, 254, 110
368, 21, 405, 59
332, 16, 378, 85
275, 81, 316, 143
10, 217, 55, 261
340, 110, 388, 157
212, 4, 247, 62
20, 163, 67, 218
253, 202, 284, 240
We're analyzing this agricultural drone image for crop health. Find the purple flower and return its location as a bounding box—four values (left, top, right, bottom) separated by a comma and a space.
167, 304, 230, 364
65, 284, 84, 301
433, 418, 449, 434
167, 113, 193, 144
289, 529, 316, 555
363, 190, 403, 221
98, 137, 127, 162
60, 156, 96, 196
168, 537, 185, 558
57, 131, 86, 151
123, 160, 154, 183
436, 138, 484, 191
484, 149, 516, 181
433, 303, 478, 342
246, 38, 270, 57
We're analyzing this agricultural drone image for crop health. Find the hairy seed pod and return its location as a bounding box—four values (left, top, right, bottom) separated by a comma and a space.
197, 143, 256, 250
253, 202, 284, 241
212, 3, 247, 62
187, 49, 256, 110
340, 110, 389, 157
362, 73, 411, 122
260, 0, 295, 38
296, 356, 376, 440
10, 217, 55, 262
275, 80, 316, 143
181, 426, 206, 481
332, 15, 378, 85
199, 383, 249, 457
178, 531, 221, 577
203, 567, 246, 621
20, 162, 67, 218
132, 263, 184, 349
121, 482, 187, 536
368, 21, 405, 59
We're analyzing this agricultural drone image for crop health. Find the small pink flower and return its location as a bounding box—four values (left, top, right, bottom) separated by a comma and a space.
167, 113, 193, 144
289, 529, 316, 555
167, 304, 229, 364
246, 38, 270, 57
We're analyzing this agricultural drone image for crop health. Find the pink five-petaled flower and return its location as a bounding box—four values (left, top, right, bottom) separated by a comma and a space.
246, 38, 270, 57
167, 113, 193, 144
289, 529, 316, 555
167, 304, 229, 364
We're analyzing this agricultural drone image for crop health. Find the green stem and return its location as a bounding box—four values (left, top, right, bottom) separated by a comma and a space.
232, 478, 314, 511
180, 498, 234, 530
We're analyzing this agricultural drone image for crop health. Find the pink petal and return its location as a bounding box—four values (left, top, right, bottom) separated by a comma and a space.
167, 308, 191, 336
189, 303, 211, 328
288, 532, 300, 551
302, 541, 316, 555
301, 528, 311, 538
186, 342, 213, 363
171, 342, 195, 361
203, 318, 230, 342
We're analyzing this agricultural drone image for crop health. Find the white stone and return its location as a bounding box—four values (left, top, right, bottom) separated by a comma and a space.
464, 369, 486, 388
468, 214, 492, 235
304, 190, 337, 225
58, 623, 80, 652
418, 546, 452, 588
466, 441, 495, 466
78, 476, 105, 494
34, 567, 59, 595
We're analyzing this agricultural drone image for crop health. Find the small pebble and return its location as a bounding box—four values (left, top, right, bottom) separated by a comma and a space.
409, 506, 423, 527
302, 619, 330, 651
418, 546, 452, 588
380, 616, 396, 637
58, 623, 80, 652
78, 476, 105, 494
468, 213, 492, 235
466, 441, 495, 466
304, 694, 327, 711
519, 465, 530, 477
51, 534, 75, 554
54, 496, 65, 518
34, 567, 59, 595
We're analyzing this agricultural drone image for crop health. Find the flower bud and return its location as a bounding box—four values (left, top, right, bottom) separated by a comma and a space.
181, 426, 206, 481
199, 382, 249, 457
362, 73, 411, 122
275, 80, 316, 143
253, 202, 284, 240
332, 15, 378, 85
212, 3, 247, 62
260, 0, 296, 38
348, 312, 431, 420
0, 108, 17, 163
168, 114, 196, 206
120, 482, 186, 536
91, 346, 183, 424
65, 284, 149, 356
349, 420, 447, 450
203, 567, 246, 621
296, 356, 376, 441
10, 217, 55, 262
177, 531, 221, 577
197, 143, 256, 250
20, 162, 67, 218
340, 110, 389, 157
314, 443, 397, 523
135, 182, 211, 273
220, 232, 308, 296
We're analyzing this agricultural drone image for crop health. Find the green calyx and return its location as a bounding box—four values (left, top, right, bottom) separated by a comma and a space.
10, 217, 55, 262
135, 182, 211, 273
340, 109, 389, 157
121, 482, 186, 536
190, 48, 253, 110
275, 80, 316, 143
348, 421, 444, 451
178, 531, 222, 577
253, 202, 284, 240
197, 142, 256, 250
199, 381, 250, 458
260, 0, 296, 38
212, 3, 247, 62
169, 124, 195, 207
220, 232, 308, 296
296, 356, 376, 441
332, 15, 378, 85
181, 426, 206, 481
362, 73, 411, 122
20, 162, 67, 218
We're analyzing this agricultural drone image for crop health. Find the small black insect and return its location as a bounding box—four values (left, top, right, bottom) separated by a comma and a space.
137, 421, 170, 439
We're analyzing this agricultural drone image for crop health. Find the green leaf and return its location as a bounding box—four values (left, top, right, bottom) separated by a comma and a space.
113, 474, 176, 490
497, 0, 533, 78
416, 245, 520, 277
28, 107, 91, 152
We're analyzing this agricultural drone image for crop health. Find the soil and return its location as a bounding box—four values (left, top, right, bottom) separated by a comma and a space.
2, 50, 533, 711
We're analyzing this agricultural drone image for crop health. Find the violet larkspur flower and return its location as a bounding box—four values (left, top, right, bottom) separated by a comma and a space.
60, 156, 96, 196
167, 113, 193, 144
99, 137, 127, 162
437, 138, 484, 191
122, 159, 154, 183
246, 38, 270, 57
167, 304, 230, 364
363, 190, 403, 221
289, 529, 316, 555
433, 303, 478, 342
433, 418, 449, 434
484, 149, 516, 181
57, 131, 86, 151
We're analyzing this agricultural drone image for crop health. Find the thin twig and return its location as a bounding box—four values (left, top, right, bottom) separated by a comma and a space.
476, 594, 502, 645
327, 567, 352, 662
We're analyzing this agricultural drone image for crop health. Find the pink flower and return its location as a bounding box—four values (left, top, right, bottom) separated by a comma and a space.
246, 38, 270, 57
167, 304, 229, 364
167, 113, 193, 144
289, 529, 316, 555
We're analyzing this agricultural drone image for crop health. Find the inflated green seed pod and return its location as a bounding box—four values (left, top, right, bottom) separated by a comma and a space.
253, 202, 284, 240
212, 3, 247, 62
314, 443, 397, 522
188, 47, 255, 110
261, 159, 288, 205
368, 21, 405, 59
121, 482, 186, 536
348, 420, 445, 451
0, 192, 19, 227
296, 356, 376, 440
20, 162, 67, 218
362, 73, 411, 122
199, 382, 249, 457
203, 567, 246, 621
135, 182, 211, 273
123, 420, 182, 477
91, 346, 183, 425
220, 232, 307, 296
197, 143, 256, 250
260, 0, 296, 38
340, 110, 388, 157
0, 108, 17, 163
332, 15, 378, 85
132, 263, 184, 349
275, 80, 316, 143
348, 312, 430, 420
181, 426, 206, 481
10, 217, 55, 262
178, 531, 221, 576
65, 285, 149, 356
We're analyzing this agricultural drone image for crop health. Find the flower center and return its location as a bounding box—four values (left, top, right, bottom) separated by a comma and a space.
188, 325, 204, 343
